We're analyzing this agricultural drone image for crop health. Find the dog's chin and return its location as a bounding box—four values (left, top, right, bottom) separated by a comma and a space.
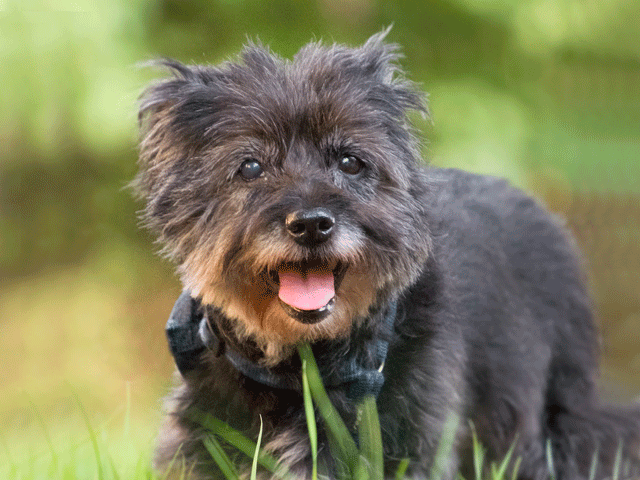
187, 258, 377, 357
278, 297, 335, 324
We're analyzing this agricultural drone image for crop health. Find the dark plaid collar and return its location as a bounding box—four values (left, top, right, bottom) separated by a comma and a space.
165, 291, 397, 401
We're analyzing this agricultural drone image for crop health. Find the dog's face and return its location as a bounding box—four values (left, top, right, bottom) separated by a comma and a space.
136, 32, 431, 360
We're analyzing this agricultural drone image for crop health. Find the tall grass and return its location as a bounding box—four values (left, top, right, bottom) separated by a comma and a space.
4, 345, 624, 479
2, 387, 159, 480
193, 343, 527, 480
2, 420, 159, 480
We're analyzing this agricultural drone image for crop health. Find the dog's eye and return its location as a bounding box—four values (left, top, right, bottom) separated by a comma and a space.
338, 155, 364, 175
239, 159, 263, 181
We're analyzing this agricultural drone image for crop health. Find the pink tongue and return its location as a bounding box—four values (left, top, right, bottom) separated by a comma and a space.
278, 267, 335, 311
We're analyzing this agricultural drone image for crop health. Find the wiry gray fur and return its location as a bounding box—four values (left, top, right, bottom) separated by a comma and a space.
135, 30, 640, 479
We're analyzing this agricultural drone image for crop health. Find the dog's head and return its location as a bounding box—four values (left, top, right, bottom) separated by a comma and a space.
136, 31, 431, 360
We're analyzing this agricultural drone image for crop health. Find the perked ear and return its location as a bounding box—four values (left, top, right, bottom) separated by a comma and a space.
136, 59, 230, 182
138, 60, 190, 125
137, 59, 220, 137
134, 60, 217, 202
357, 26, 399, 83
357, 27, 429, 118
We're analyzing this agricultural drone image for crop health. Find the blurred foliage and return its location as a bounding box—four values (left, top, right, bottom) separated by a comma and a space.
1, 0, 639, 460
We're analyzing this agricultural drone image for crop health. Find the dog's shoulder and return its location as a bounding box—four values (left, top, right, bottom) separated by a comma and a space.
425, 167, 534, 214
419, 166, 581, 303
423, 167, 564, 240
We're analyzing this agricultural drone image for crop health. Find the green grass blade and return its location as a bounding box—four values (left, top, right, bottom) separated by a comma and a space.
26, 394, 59, 475
302, 359, 319, 480
612, 441, 623, 480
184, 460, 198, 480
250, 415, 264, 480
108, 453, 122, 480
203, 434, 240, 480
510, 456, 522, 480
546, 438, 555, 480
73, 391, 105, 480
429, 412, 459, 480
297, 343, 358, 479
358, 395, 384, 480
353, 458, 368, 480
191, 411, 268, 463
190, 410, 293, 480
588, 445, 599, 480
394, 458, 410, 480
160, 444, 184, 480
491, 436, 517, 480
469, 422, 484, 480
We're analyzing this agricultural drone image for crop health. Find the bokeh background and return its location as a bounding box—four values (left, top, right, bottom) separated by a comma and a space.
2, 0, 639, 474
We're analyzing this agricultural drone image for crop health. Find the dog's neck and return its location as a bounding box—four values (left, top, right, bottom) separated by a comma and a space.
165, 291, 399, 400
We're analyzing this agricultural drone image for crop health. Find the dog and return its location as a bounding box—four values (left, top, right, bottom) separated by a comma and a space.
135, 30, 640, 479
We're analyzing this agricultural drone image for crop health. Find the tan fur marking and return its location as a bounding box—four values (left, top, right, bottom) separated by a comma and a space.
181, 261, 376, 364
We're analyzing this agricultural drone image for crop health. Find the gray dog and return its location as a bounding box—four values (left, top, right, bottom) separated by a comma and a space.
135, 31, 640, 479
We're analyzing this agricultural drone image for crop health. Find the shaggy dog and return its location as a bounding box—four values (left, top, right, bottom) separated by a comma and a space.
135, 31, 640, 479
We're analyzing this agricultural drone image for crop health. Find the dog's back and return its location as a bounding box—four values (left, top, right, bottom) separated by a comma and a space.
382, 167, 640, 479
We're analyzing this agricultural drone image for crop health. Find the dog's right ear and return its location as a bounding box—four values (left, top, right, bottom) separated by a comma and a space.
136, 60, 231, 187
138, 59, 223, 146
134, 59, 226, 209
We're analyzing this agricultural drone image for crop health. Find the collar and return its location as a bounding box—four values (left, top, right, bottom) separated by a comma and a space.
165, 291, 398, 401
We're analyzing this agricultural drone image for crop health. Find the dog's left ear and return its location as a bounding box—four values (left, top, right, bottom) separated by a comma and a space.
357, 27, 429, 118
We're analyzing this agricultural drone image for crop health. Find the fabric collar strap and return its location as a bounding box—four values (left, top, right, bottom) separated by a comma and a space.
165, 291, 397, 400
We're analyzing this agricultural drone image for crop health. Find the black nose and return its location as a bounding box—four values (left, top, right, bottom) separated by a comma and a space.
286, 208, 335, 246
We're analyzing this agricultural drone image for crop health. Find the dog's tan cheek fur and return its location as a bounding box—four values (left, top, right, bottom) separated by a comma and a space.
181, 263, 378, 365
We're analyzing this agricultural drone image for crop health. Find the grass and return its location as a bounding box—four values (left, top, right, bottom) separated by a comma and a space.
187, 344, 528, 480
3, 345, 627, 480
2, 384, 159, 480
1, 420, 159, 480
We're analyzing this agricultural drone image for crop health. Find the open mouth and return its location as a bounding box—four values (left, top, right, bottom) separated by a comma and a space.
268, 260, 347, 324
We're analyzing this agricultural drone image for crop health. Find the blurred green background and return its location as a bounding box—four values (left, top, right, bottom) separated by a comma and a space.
2, 0, 639, 472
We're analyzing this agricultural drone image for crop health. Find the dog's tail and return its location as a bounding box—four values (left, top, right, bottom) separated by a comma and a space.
546, 385, 640, 479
